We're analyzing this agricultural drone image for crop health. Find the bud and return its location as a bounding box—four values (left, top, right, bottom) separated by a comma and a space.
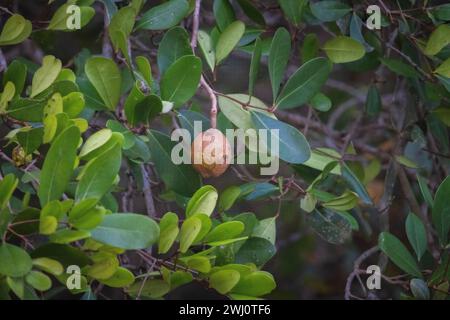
191, 128, 231, 178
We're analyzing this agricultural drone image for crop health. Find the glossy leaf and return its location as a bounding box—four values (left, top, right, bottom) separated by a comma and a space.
210, 269, 240, 294
91, 213, 160, 250
268, 28, 291, 101
251, 111, 311, 164
31, 55, 62, 98
157, 27, 193, 75
406, 213, 427, 260
186, 185, 218, 218
38, 126, 80, 206
432, 176, 450, 245
136, 0, 189, 30
0, 243, 32, 277
160, 55, 202, 107
310, 1, 351, 22
76, 142, 122, 202
276, 57, 332, 109
85, 57, 122, 110
147, 130, 201, 196
323, 36, 365, 63
378, 232, 422, 277
215, 21, 246, 65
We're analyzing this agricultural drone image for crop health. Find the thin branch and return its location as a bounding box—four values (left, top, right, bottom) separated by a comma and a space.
141, 164, 157, 218
190, 0, 201, 49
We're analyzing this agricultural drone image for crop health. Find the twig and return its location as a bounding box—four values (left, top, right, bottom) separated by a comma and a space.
141, 164, 157, 218
345, 246, 379, 300
190, 0, 201, 49
0, 49, 6, 73
189, 0, 217, 128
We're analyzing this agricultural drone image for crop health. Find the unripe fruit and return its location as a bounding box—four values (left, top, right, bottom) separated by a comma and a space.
191, 128, 231, 178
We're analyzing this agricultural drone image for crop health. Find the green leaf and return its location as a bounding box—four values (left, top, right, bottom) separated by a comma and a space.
365, 85, 381, 117
0, 81, 15, 112
406, 213, 427, 260
432, 176, 450, 245
31, 55, 62, 98
7, 98, 45, 122
40, 216, 58, 235
323, 191, 359, 211
85, 57, 122, 110
310, 92, 332, 112
235, 237, 275, 267
204, 221, 245, 243
0, 174, 18, 210
25, 271, 52, 291
215, 21, 246, 65
323, 36, 365, 63
3, 60, 27, 97
378, 232, 422, 278
310, 0, 351, 22
99, 267, 135, 288
108, 7, 136, 51
50, 229, 91, 244
32, 257, 63, 276
424, 24, 450, 56
0, 243, 32, 277
147, 130, 201, 196
218, 186, 241, 212
231, 271, 276, 297
213, 0, 235, 31
349, 13, 373, 52
279, 0, 307, 25
79, 129, 113, 158
210, 270, 240, 294
395, 155, 419, 169
198, 30, 216, 72
85, 252, 119, 280
237, 0, 265, 25
179, 216, 202, 253
276, 57, 332, 109
341, 162, 373, 205
218, 94, 274, 131
432, 4, 450, 21
268, 28, 291, 101
63, 92, 85, 118
186, 185, 218, 218
127, 279, 170, 298
135, 56, 153, 87
158, 212, 179, 254
252, 217, 276, 245
160, 55, 202, 107
47, 4, 95, 31
0, 14, 32, 46
91, 213, 160, 249
301, 33, 319, 63
136, 0, 189, 30
75, 142, 122, 202
248, 37, 262, 97
183, 256, 211, 273
38, 126, 80, 206
379, 57, 419, 78
68, 199, 105, 230
417, 174, 434, 208
307, 208, 352, 244
435, 57, 450, 78
251, 111, 311, 164
157, 27, 193, 75
410, 278, 430, 300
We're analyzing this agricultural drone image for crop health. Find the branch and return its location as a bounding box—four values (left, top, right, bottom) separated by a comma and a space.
189, 0, 217, 128
0, 49, 6, 73
190, 0, 201, 49
141, 164, 157, 218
